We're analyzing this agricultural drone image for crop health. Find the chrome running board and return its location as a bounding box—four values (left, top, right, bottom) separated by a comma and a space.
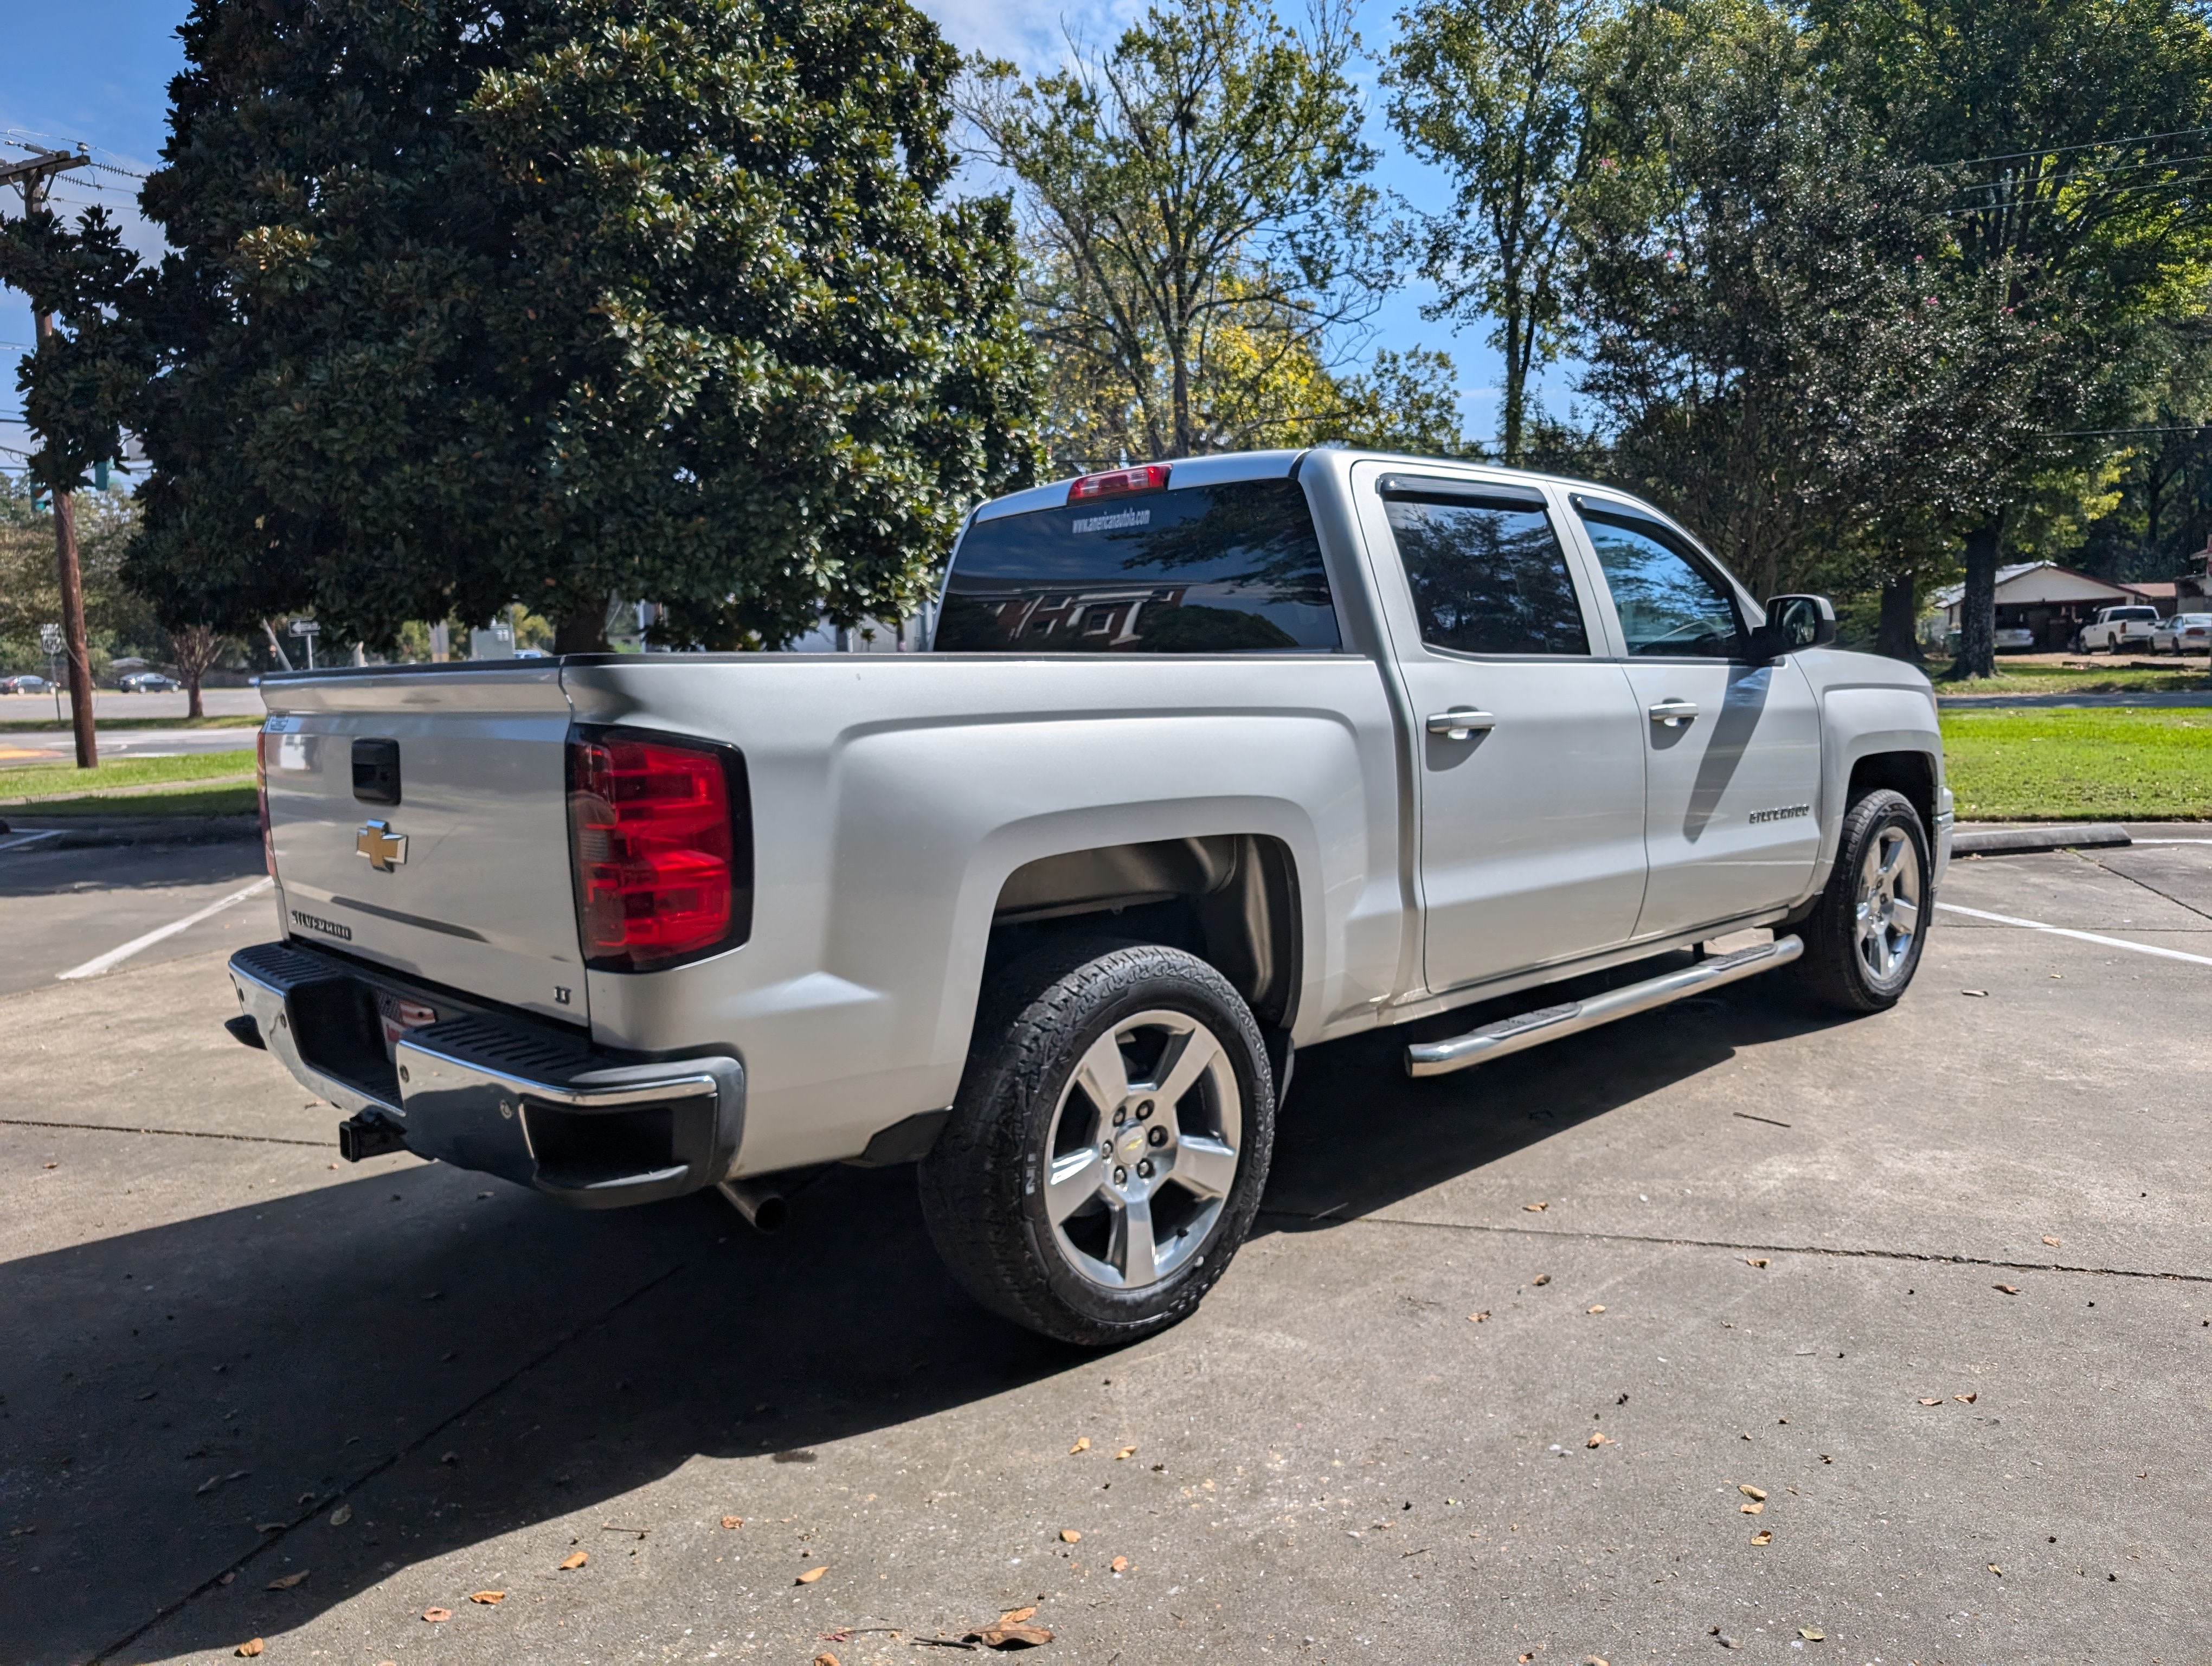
1405, 935, 1804, 1078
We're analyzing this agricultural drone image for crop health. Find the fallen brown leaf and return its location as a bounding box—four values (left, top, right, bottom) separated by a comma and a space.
1738, 1485, 1767, 1500
815, 1655, 840, 1666
469, 1590, 504, 1605
1988, 1562, 2003, 1576
965, 1622, 1054, 1649
1918, 1398, 1942, 1406
1115, 1445, 1137, 1460
266, 1569, 309, 1590
1589, 1657, 1611, 1666
1524, 1202, 1548, 1212
1586, 1304, 1606, 1314
1531, 1273, 1551, 1287
1069, 1436, 1091, 1454
1798, 1628, 1824, 1642
796, 1565, 827, 1584
235, 1643, 263, 1659
1059, 1528, 1081, 1543
2042, 1235, 2062, 1247
1956, 1392, 1978, 1404
1750, 1530, 1771, 1545
1744, 1257, 1770, 1269
1110, 1555, 1130, 1573
1740, 1501, 1764, 1515
1467, 1310, 1490, 1323
1994, 1284, 2019, 1295
1000, 1607, 1039, 1625
720, 1515, 743, 1529
558, 1550, 588, 1571
1586, 1431, 1614, 1448
422, 1607, 452, 1623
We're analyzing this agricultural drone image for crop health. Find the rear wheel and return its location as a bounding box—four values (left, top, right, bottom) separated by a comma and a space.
1791, 789, 1930, 1013
918, 941, 1274, 1347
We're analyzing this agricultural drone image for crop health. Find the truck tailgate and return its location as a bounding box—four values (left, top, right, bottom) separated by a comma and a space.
262, 665, 587, 1024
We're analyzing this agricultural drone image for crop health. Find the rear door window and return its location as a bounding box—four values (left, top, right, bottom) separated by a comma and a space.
1379, 477, 1589, 656
935, 478, 1339, 652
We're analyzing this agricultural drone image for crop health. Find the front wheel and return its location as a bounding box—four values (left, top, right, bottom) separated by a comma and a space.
918, 941, 1275, 1347
1791, 789, 1931, 1013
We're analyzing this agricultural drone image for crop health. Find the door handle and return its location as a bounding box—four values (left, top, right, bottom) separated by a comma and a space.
1426, 709, 1497, 740
1648, 699, 1700, 728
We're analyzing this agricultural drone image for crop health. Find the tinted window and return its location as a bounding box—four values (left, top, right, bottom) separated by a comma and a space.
1383, 483, 1588, 656
935, 479, 1339, 653
1578, 506, 1745, 658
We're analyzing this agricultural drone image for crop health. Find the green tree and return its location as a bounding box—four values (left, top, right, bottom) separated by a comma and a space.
1385, 0, 1607, 465
966, 0, 1396, 470
1566, 0, 2081, 617
1811, 0, 2212, 676
94, 0, 1040, 654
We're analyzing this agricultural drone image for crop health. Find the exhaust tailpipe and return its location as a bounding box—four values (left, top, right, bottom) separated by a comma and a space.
716, 1177, 788, 1233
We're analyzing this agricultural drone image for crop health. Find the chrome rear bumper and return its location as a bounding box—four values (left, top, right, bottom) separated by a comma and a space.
228, 940, 744, 1208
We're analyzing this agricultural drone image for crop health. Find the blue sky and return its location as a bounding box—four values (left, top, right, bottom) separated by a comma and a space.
0, 0, 1551, 476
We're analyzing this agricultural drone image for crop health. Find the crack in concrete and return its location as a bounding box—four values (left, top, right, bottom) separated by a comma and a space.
88, 1259, 689, 1664
1260, 1209, 2212, 1285
0, 1116, 332, 1148
2069, 848, 2212, 925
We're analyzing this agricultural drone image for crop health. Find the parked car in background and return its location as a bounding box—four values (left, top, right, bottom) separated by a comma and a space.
117, 671, 179, 693
2150, 613, 2212, 655
2074, 605, 2161, 653
0, 674, 51, 694
1994, 626, 2037, 652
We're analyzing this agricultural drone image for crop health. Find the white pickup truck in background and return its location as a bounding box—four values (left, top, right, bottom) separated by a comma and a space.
2075, 605, 2161, 653
227, 447, 1950, 1344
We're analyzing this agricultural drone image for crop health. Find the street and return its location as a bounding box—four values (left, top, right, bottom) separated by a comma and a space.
0, 692, 266, 768
3, 836, 2209, 1664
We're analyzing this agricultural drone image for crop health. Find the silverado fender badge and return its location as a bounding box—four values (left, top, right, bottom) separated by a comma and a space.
356, 819, 408, 872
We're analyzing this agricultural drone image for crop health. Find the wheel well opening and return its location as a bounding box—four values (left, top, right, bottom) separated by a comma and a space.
1848, 750, 1936, 834
987, 835, 1301, 1029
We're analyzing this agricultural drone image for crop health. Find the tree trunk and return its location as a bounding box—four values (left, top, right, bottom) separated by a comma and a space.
187, 668, 205, 720
1500, 305, 1525, 468
554, 599, 610, 656
1876, 572, 1924, 664
1953, 514, 2002, 680
51, 487, 99, 768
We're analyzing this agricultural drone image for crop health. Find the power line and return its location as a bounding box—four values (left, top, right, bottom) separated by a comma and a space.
1941, 124, 2212, 170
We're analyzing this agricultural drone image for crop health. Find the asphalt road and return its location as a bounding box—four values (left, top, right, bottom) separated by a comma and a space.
3, 838, 2210, 1665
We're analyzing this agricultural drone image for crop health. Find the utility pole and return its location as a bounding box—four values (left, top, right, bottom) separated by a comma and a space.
2, 143, 97, 767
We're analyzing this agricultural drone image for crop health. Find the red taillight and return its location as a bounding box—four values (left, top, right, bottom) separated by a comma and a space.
256, 728, 274, 878
1068, 464, 1171, 502
567, 729, 751, 970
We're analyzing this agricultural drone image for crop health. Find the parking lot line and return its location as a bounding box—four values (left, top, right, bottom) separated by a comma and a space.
1935, 900, 2212, 967
55, 875, 274, 982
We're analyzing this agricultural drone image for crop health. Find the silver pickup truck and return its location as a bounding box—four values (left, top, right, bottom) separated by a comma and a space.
227, 447, 1950, 1345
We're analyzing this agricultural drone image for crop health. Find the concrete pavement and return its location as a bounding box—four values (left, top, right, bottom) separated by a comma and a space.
2, 841, 2208, 1664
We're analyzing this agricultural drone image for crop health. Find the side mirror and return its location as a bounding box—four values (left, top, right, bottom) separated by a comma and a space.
1754, 593, 1837, 656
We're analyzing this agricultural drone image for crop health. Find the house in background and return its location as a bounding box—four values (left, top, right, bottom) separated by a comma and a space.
1932, 562, 2173, 652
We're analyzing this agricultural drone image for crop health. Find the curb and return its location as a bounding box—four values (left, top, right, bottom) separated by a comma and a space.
0, 815, 260, 850
1951, 824, 2131, 856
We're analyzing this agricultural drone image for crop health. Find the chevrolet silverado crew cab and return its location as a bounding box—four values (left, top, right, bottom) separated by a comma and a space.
2075, 605, 2160, 653
227, 448, 1951, 1345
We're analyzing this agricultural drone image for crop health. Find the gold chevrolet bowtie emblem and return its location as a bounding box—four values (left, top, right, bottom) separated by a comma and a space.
355, 819, 408, 872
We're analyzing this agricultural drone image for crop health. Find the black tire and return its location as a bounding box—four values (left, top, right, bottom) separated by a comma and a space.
918, 940, 1275, 1348
1791, 789, 1932, 1013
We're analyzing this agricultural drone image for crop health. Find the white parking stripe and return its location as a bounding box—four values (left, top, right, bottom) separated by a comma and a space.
0, 828, 65, 852
1934, 901, 2212, 969
57, 876, 275, 981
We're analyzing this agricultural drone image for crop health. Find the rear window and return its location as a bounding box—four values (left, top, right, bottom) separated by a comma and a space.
935, 478, 1340, 653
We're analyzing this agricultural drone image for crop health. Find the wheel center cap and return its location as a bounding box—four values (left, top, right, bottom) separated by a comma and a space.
1118, 1126, 1152, 1161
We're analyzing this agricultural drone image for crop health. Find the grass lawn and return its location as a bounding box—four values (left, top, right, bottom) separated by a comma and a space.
1937, 663, 2211, 697
0, 713, 261, 733
10, 783, 259, 818
1941, 708, 2212, 822
0, 748, 255, 804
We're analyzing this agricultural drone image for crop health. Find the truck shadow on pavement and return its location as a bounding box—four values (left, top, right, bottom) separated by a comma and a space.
2, 963, 1841, 1662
